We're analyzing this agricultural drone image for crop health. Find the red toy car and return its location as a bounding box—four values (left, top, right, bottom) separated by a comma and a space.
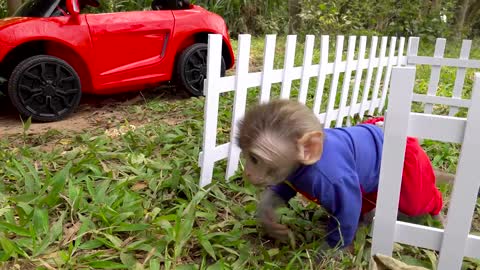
0, 0, 235, 122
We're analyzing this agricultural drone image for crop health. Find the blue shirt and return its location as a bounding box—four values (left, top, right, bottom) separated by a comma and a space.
271, 124, 384, 248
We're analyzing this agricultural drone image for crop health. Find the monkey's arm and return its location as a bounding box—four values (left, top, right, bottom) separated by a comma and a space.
315, 176, 363, 249
434, 169, 455, 184
257, 188, 293, 241
270, 182, 297, 202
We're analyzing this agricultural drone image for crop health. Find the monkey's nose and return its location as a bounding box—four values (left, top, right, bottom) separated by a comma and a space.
250, 179, 264, 186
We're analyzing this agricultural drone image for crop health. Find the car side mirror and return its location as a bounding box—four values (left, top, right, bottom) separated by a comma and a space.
66, 0, 80, 17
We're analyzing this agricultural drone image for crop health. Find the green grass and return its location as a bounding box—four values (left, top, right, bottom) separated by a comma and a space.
1, 35, 480, 270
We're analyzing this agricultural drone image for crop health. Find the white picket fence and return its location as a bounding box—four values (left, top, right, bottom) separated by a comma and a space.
198, 33, 480, 268
371, 65, 480, 270
199, 34, 413, 186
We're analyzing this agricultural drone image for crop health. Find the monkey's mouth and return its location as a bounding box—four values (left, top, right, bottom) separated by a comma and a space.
255, 183, 273, 189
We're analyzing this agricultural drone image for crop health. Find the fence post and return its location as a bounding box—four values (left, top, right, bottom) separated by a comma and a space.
369, 36, 388, 115
437, 72, 480, 270
370, 66, 417, 257
313, 35, 329, 115
259, 35, 277, 103
424, 38, 446, 114
298, 35, 315, 104
450, 39, 472, 116
406, 37, 419, 65
359, 36, 378, 119
199, 34, 224, 187
396, 37, 406, 66
324, 35, 344, 127
280, 35, 297, 99
379, 37, 397, 112
226, 35, 252, 180
336, 36, 357, 127
347, 36, 367, 126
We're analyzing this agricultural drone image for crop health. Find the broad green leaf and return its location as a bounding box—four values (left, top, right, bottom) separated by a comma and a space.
267, 248, 280, 257
33, 212, 65, 256
11, 160, 36, 194
0, 208, 10, 217
120, 252, 137, 268
175, 265, 197, 270
423, 249, 438, 270
22, 116, 32, 131
0, 236, 14, 260
79, 239, 104, 250
103, 234, 123, 250
40, 162, 72, 207
149, 258, 160, 270
88, 261, 129, 269
68, 184, 82, 212
400, 255, 432, 268
147, 159, 172, 170
113, 223, 150, 232
212, 244, 240, 256
198, 234, 216, 260
206, 260, 225, 270
23, 159, 41, 192
0, 236, 29, 260
32, 207, 49, 236
82, 163, 103, 176
129, 153, 146, 165
0, 221, 31, 237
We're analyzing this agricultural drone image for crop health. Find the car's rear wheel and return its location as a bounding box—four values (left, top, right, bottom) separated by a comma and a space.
176, 43, 226, 97
0, 83, 6, 96
8, 55, 82, 122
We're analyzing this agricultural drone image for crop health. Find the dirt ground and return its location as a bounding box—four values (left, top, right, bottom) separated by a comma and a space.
0, 85, 189, 137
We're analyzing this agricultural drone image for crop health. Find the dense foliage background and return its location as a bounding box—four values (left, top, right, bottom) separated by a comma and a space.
3, 0, 480, 40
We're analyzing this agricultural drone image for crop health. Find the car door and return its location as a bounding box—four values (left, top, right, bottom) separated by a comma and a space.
85, 10, 174, 90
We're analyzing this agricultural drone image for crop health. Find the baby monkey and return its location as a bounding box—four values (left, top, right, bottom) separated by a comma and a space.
236, 99, 449, 253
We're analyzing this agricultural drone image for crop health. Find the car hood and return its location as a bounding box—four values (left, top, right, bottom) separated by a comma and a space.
0, 17, 32, 30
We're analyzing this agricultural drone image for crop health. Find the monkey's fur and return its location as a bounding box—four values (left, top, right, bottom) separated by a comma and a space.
236, 99, 452, 254
237, 99, 326, 243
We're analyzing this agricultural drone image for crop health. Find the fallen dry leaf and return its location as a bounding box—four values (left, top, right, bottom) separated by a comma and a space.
131, 181, 148, 191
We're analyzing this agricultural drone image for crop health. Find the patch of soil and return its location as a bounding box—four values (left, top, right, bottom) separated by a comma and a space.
0, 86, 189, 137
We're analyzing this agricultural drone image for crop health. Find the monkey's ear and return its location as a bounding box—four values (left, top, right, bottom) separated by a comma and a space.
297, 131, 324, 165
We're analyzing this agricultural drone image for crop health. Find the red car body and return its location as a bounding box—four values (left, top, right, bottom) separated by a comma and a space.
0, 0, 234, 121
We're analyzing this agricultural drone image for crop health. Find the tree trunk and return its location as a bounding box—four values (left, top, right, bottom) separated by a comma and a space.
464, 0, 480, 27
431, 0, 441, 12
7, 0, 22, 16
455, 0, 470, 37
288, 0, 301, 34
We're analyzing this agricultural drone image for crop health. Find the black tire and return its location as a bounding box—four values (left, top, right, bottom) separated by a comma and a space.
0, 76, 7, 95
176, 43, 226, 97
0, 84, 6, 96
8, 55, 82, 122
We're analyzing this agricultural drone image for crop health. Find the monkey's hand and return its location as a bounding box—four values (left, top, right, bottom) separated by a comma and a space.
257, 189, 291, 241
315, 242, 354, 263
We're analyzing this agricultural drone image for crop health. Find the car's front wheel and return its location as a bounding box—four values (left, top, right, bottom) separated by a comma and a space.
8, 55, 82, 122
176, 43, 226, 97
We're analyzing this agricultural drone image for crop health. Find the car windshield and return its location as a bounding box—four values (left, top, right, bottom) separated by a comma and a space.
14, 0, 62, 17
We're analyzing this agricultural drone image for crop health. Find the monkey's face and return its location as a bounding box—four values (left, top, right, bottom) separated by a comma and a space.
236, 99, 325, 188
242, 150, 299, 188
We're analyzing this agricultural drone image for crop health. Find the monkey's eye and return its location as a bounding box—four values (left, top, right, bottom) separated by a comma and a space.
250, 154, 258, 164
